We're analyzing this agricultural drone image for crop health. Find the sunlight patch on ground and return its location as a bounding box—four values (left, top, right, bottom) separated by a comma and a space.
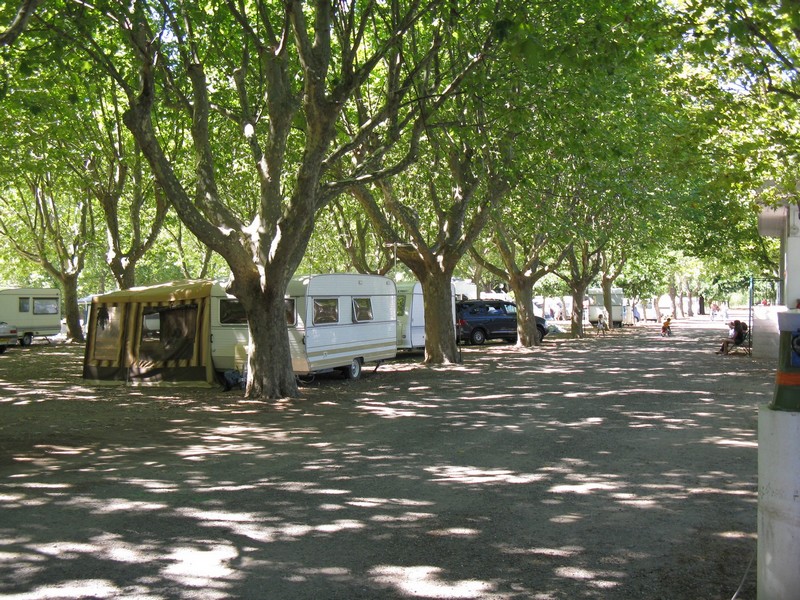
369, 565, 497, 599
162, 543, 239, 588
0, 579, 140, 600
498, 544, 583, 557
426, 527, 480, 538
716, 531, 757, 540
549, 513, 583, 524
702, 435, 758, 448
356, 403, 428, 418
549, 481, 619, 495
553, 565, 622, 589
425, 465, 546, 485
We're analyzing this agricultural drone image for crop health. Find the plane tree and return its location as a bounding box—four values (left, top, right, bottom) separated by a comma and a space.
0, 163, 91, 342
469, 178, 573, 347
32, 0, 500, 398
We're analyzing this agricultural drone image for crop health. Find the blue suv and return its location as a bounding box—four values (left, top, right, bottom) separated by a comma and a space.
456, 300, 548, 345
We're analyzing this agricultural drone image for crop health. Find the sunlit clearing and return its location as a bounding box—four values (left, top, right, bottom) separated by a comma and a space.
370, 565, 494, 599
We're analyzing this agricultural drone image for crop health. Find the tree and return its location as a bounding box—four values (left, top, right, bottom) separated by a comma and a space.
38, 0, 495, 398
0, 169, 90, 341
350, 122, 512, 364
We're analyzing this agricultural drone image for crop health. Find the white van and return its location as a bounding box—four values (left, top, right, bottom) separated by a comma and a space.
395, 281, 457, 351
285, 274, 397, 379
0, 288, 61, 345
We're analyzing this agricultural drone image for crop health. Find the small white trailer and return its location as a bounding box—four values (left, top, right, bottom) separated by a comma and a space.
587, 287, 624, 327
0, 288, 61, 345
286, 274, 397, 378
395, 281, 456, 351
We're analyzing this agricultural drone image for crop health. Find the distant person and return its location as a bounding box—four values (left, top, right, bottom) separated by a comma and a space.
716, 320, 744, 354
632, 305, 641, 323
596, 312, 608, 336
710, 303, 719, 321
661, 316, 672, 337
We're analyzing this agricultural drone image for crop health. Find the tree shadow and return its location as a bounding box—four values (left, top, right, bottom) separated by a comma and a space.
0, 324, 767, 598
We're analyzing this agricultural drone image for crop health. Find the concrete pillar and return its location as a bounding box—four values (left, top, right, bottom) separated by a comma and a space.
758, 311, 800, 598
785, 204, 800, 308
758, 409, 800, 599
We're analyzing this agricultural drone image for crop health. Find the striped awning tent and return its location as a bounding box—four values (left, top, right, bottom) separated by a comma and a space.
83, 280, 217, 387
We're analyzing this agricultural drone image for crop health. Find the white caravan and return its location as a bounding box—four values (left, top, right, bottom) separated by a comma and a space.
587, 287, 624, 327
395, 281, 457, 351
285, 274, 397, 378
209, 287, 250, 372
0, 288, 61, 345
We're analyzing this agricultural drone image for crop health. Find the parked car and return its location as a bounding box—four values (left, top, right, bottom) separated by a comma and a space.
456, 300, 548, 345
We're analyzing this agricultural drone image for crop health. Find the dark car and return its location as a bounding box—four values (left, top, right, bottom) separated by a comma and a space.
456, 300, 548, 345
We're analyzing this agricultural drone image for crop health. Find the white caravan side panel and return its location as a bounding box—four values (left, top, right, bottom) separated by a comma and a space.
0, 288, 61, 342
287, 274, 397, 374
396, 281, 426, 350
395, 281, 456, 350
208, 285, 249, 372
587, 287, 624, 325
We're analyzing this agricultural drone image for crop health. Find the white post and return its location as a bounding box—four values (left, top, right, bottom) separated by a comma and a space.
758, 311, 800, 599
758, 409, 800, 599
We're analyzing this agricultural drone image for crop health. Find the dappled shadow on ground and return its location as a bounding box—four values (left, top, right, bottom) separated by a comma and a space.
0, 322, 769, 599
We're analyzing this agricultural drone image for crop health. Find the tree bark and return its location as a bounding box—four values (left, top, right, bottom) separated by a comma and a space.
417, 271, 459, 364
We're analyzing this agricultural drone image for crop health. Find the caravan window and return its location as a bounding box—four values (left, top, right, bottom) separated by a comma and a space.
34, 297, 59, 315
139, 305, 197, 362
220, 299, 247, 324
285, 299, 296, 326
19, 297, 30, 312
396, 295, 406, 317
352, 298, 374, 322
313, 298, 338, 325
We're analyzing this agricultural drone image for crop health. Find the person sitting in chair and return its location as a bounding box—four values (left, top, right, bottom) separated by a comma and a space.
716, 320, 744, 354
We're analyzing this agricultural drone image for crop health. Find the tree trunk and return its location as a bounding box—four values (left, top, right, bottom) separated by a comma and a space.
653, 296, 662, 322
236, 278, 299, 399
669, 284, 678, 318
61, 274, 84, 343
512, 282, 539, 347
418, 272, 459, 364
602, 278, 614, 329
571, 283, 588, 337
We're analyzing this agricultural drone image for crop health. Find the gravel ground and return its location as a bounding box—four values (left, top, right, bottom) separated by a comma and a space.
0, 317, 772, 599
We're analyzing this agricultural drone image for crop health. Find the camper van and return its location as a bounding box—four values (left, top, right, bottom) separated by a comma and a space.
286, 274, 397, 379
0, 288, 61, 345
395, 281, 457, 351
587, 287, 624, 327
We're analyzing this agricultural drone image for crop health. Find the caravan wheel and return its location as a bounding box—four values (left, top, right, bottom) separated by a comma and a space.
20, 333, 33, 346
341, 358, 362, 380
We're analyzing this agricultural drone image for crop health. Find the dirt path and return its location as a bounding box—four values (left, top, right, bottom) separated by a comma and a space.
0, 319, 771, 599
